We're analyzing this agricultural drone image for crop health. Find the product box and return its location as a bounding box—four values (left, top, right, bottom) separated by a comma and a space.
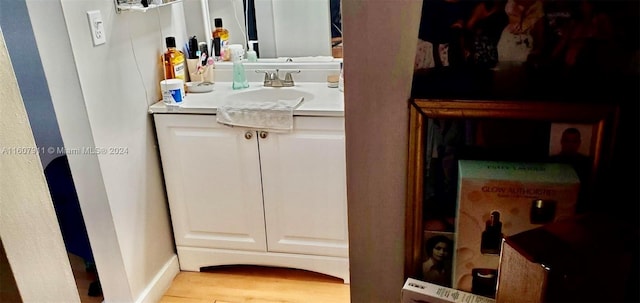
496, 214, 636, 303
402, 278, 495, 303
452, 160, 580, 296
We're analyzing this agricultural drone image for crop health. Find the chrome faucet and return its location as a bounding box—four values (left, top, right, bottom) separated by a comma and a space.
256, 69, 300, 87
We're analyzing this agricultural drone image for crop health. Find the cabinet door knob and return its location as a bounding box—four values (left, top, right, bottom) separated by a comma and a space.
244, 131, 253, 140
259, 131, 268, 139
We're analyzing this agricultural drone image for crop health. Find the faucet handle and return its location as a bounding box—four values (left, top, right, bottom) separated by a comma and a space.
283, 70, 300, 85
255, 70, 269, 77
255, 70, 272, 85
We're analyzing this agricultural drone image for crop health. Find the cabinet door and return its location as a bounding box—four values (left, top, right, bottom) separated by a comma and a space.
154, 114, 266, 251
260, 117, 349, 257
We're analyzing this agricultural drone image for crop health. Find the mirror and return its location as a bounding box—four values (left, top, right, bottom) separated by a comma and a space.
203, 0, 341, 59
404, 99, 619, 281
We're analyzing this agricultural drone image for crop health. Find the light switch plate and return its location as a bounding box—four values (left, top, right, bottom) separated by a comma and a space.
87, 10, 106, 46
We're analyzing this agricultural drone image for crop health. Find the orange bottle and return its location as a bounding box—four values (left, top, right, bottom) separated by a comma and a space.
163, 36, 186, 82
212, 18, 230, 61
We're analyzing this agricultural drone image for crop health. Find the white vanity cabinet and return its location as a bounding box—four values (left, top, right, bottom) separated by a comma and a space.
153, 114, 267, 252
153, 113, 349, 282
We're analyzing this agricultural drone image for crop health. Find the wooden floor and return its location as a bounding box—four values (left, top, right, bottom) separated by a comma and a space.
3, 244, 349, 303
0, 240, 21, 303
160, 265, 350, 303
68, 253, 104, 303
0, 240, 102, 303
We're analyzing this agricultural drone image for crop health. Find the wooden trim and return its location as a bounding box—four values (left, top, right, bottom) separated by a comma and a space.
413, 99, 617, 122
404, 104, 425, 279
404, 98, 619, 280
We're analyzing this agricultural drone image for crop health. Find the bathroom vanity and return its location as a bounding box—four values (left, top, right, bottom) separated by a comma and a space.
149, 80, 349, 283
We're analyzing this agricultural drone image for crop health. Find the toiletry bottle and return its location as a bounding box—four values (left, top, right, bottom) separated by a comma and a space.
246, 41, 258, 62
212, 37, 221, 61
338, 62, 344, 92
530, 199, 557, 224
230, 45, 249, 90
163, 36, 186, 85
212, 18, 229, 61
480, 211, 503, 255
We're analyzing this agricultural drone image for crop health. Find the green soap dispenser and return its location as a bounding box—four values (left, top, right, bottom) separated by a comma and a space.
230, 45, 249, 90
247, 41, 258, 62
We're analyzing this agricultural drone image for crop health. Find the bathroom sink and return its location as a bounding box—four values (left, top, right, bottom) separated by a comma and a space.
225, 88, 314, 104
164, 82, 342, 116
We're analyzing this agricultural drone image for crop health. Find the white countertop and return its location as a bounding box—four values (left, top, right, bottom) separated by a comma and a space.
149, 82, 344, 117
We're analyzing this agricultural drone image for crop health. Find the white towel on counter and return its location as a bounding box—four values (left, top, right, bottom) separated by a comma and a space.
216, 97, 304, 131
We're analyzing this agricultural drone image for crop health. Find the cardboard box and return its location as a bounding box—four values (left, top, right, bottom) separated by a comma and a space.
496, 214, 637, 303
402, 278, 495, 303
453, 160, 579, 295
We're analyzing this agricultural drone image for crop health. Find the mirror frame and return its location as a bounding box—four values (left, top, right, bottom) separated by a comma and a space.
404, 99, 620, 279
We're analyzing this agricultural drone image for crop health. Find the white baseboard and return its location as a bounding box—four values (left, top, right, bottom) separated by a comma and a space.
135, 255, 180, 303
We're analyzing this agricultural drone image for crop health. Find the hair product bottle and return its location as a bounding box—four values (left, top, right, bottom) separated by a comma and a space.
163, 36, 186, 83
212, 18, 229, 61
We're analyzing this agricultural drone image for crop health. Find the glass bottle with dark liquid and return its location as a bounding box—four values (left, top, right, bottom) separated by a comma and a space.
481, 211, 503, 255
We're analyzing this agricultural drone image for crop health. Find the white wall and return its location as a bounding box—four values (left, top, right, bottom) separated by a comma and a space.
0, 27, 80, 303
343, 0, 422, 301
254, 0, 331, 58
207, 0, 248, 46
15, 0, 179, 301
182, 0, 209, 45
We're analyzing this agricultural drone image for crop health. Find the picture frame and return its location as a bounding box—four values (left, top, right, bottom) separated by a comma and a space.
420, 231, 455, 288
404, 99, 619, 280
548, 123, 594, 158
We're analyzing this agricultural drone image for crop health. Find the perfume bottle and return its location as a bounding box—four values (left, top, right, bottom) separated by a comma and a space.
480, 211, 503, 255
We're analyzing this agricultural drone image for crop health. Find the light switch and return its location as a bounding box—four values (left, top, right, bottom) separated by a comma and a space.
87, 10, 106, 46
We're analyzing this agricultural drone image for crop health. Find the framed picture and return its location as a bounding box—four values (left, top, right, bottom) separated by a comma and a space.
548, 123, 595, 185
404, 99, 619, 281
549, 123, 593, 157
421, 231, 454, 288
